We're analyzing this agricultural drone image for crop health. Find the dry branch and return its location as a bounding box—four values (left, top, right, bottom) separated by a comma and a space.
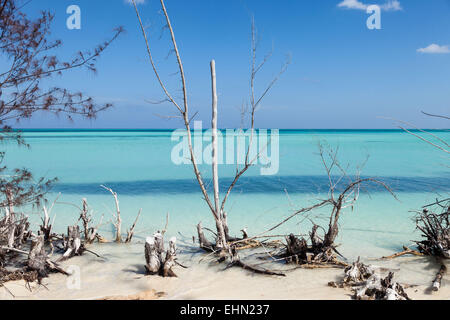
125, 209, 142, 243
329, 258, 410, 300
101, 185, 122, 243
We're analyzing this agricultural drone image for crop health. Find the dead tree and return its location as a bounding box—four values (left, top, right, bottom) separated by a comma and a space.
249, 143, 396, 268
78, 198, 104, 244
144, 233, 177, 277
328, 258, 410, 300
132, 0, 288, 257
393, 112, 449, 154
415, 200, 449, 291
101, 185, 122, 243
101, 185, 142, 243
40, 194, 60, 242
387, 113, 449, 292
415, 201, 450, 259
380, 199, 449, 292
27, 235, 48, 278
58, 225, 84, 262
125, 209, 141, 243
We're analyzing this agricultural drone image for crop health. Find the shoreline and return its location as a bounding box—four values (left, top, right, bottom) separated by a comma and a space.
1, 242, 448, 300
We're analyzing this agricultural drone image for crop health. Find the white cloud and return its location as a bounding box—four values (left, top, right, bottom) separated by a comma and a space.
125, 0, 145, 5
338, 0, 402, 11
381, 0, 402, 11
417, 44, 450, 54
338, 0, 368, 10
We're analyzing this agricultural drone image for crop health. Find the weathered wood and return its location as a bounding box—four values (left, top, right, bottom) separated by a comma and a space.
210, 59, 226, 250
125, 209, 142, 243
27, 235, 47, 278
286, 234, 308, 263
163, 237, 177, 277
144, 237, 161, 275
343, 257, 375, 284
40, 206, 52, 241
79, 199, 91, 242
415, 205, 449, 259
432, 264, 447, 292
329, 259, 410, 300
101, 185, 122, 243
229, 246, 285, 276
144, 233, 178, 277
240, 228, 248, 239
59, 225, 83, 261
197, 222, 214, 252
382, 246, 424, 259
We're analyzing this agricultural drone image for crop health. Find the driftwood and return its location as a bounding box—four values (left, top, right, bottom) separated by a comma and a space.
102, 186, 143, 244
432, 264, 447, 292
58, 225, 84, 262
27, 235, 48, 278
163, 237, 177, 277
125, 209, 142, 243
355, 272, 409, 300
40, 206, 52, 242
228, 246, 285, 277
387, 200, 449, 292
196, 222, 215, 252
382, 246, 424, 259
276, 227, 348, 268
0, 193, 108, 289
144, 232, 177, 277
0, 267, 38, 287
78, 199, 104, 244
101, 185, 122, 243
39, 194, 60, 243
329, 258, 410, 300
0, 202, 70, 287
415, 205, 449, 259
1, 213, 31, 250
1, 235, 68, 285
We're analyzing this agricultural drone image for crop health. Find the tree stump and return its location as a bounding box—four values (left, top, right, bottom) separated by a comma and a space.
60, 225, 83, 261
144, 232, 177, 277
27, 235, 48, 278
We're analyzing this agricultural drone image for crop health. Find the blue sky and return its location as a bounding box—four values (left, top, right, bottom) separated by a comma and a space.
11, 0, 450, 129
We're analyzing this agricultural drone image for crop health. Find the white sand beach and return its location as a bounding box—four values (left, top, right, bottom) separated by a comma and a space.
1, 242, 448, 300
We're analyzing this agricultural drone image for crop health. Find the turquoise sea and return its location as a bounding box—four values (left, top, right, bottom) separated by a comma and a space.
4, 129, 450, 260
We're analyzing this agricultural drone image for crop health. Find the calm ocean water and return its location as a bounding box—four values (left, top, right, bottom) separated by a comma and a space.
4, 129, 449, 259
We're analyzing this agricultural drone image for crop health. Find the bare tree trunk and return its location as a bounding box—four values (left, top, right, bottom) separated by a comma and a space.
79, 199, 90, 241
210, 60, 228, 250
145, 237, 161, 275
41, 206, 51, 241
59, 225, 82, 261
101, 185, 122, 243
27, 235, 47, 278
163, 237, 177, 277
144, 232, 177, 277
132, 0, 288, 258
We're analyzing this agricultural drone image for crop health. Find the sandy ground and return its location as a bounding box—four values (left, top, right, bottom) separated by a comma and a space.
0, 242, 448, 300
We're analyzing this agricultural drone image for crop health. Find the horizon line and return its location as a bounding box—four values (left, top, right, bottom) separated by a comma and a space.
13, 128, 449, 132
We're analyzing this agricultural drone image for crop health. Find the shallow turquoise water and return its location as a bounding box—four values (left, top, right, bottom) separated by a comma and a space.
3, 129, 449, 259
